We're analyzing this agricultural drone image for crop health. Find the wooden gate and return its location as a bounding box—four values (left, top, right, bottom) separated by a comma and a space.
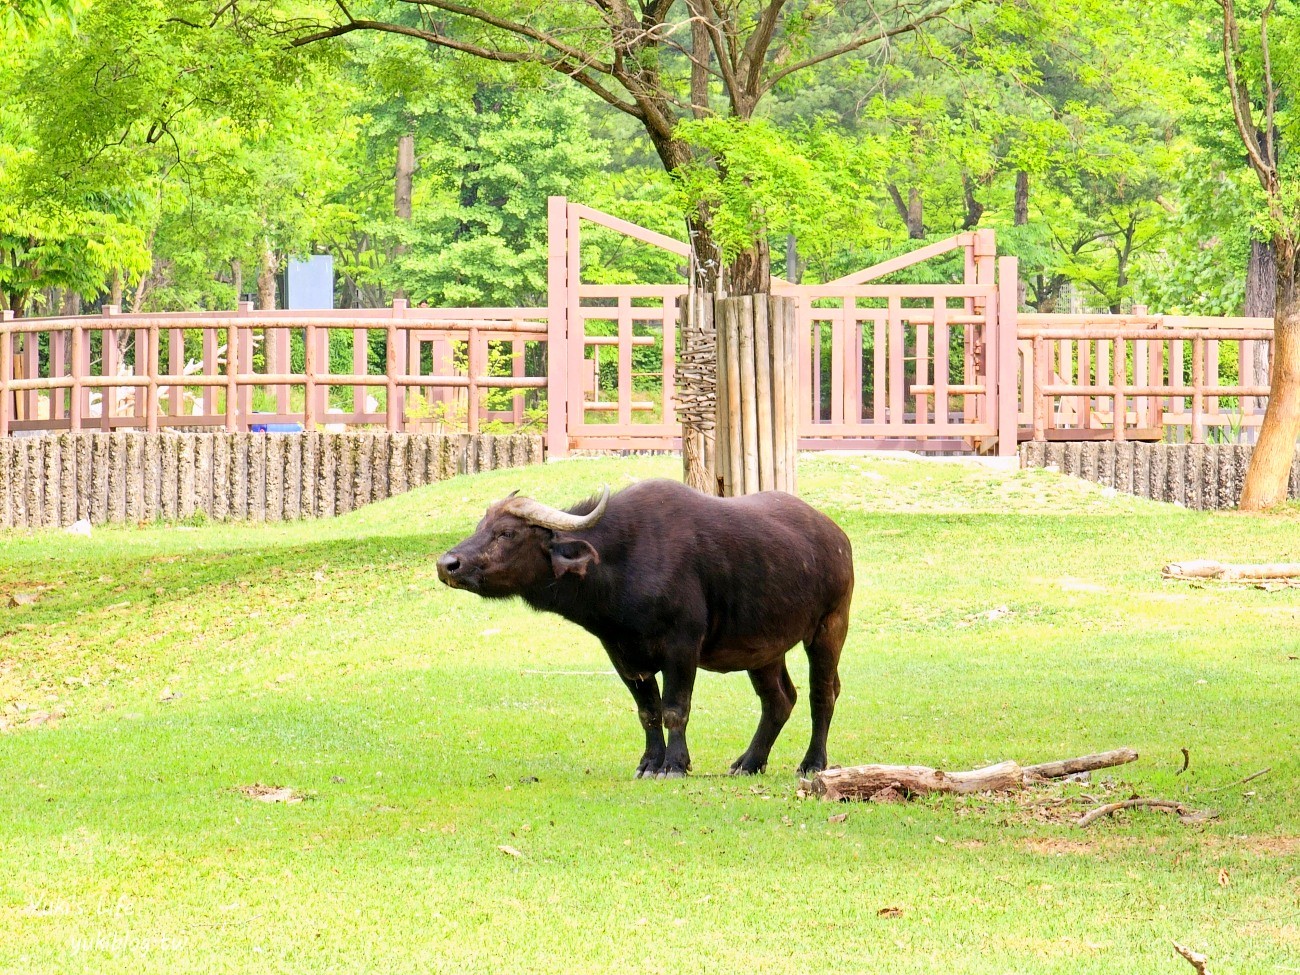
544, 199, 1020, 457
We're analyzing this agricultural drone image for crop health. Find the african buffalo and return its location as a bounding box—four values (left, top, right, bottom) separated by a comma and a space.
436, 479, 853, 778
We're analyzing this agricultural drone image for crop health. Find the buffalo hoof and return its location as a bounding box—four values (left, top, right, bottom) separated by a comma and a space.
729, 757, 766, 776
796, 760, 827, 777
655, 768, 687, 780
634, 753, 667, 779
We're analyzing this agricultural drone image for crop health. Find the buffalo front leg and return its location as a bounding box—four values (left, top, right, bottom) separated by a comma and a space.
799, 600, 850, 777
657, 658, 698, 779
621, 674, 666, 779
730, 660, 797, 775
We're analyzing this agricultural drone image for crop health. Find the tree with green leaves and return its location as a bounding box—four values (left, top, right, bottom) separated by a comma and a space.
1215, 0, 1300, 509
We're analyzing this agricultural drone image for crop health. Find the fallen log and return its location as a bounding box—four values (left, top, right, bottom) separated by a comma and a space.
809, 748, 1138, 802
1162, 560, 1300, 582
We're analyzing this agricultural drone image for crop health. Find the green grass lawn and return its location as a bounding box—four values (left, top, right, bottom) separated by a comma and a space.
1, 455, 1297, 975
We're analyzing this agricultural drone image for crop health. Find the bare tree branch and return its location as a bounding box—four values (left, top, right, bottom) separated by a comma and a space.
1262, 0, 1277, 167
401, 0, 616, 73
1219, 0, 1275, 190
738, 0, 788, 96
763, 1, 958, 94
290, 19, 644, 118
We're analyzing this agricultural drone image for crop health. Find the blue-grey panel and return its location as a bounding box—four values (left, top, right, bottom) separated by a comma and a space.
286, 255, 335, 310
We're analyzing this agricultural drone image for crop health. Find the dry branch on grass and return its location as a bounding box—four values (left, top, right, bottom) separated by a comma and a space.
807, 748, 1137, 802
1163, 560, 1300, 583
1173, 942, 1211, 975
1076, 798, 1218, 828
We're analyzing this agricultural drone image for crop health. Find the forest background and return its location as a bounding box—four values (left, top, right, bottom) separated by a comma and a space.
0, 1, 1270, 328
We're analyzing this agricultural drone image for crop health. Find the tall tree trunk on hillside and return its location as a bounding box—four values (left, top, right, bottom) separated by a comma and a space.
231, 258, 243, 307
887, 184, 925, 239
1241, 241, 1300, 510
1245, 237, 1275, 425
961, 173, 984, 230
1015, 171, 1029, 308
394, 132, 415, 300
257, 240, 277, 311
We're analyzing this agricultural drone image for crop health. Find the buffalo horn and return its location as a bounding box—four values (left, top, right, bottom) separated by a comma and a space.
505, 485, 609, 531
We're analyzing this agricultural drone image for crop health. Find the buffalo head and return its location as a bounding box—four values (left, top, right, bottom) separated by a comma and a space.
436, 486, 610, 598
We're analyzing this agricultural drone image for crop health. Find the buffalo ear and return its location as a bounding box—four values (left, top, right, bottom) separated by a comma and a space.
549, 537, 599, 579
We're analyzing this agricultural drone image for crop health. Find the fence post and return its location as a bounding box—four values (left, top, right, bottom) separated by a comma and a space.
226, 317, 240, 433
102, 304, 120, 432
0, 309, 11, 438
546, 196, 570, 459
70, 321, 84, 433
304, 321, 317, 432
1032, 336, 1048, 442
468, 325, 481, 435
387, 299, 405, 432
1112, 336, 1126, 442
996, 256, 1019, 456
146, 321, 160, 433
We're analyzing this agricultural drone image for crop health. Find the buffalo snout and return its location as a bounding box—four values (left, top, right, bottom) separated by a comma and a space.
436, 550, 466, 588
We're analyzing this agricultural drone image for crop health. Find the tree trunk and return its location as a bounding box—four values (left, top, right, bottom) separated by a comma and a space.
1015, 170, 1029, 226
1240, 248, 1300, 510
109, 270, 123, 309
257, 241, 278, 311
231, 258, 243, 307
725, 238, 772, 296
394, 132, 415, 300
887, 184, 925, 239
961, 173, 984, 230
1245, 237, 1275, 422
677, 293, 717, 494
1015, 171, 1029, 309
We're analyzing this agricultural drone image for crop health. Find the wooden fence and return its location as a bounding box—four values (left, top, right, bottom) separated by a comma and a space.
1018, 313, 1273, 444
0, 431, 542, 530
0, 200, 1282, 456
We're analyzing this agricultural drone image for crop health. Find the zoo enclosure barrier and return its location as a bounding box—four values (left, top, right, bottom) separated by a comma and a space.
0, 199, 1281, 453
1018, 313, 1275, 444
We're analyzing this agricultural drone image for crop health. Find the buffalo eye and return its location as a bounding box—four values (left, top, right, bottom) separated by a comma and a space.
498, 529, 516, 540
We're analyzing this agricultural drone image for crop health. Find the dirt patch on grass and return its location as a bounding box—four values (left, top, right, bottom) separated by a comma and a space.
1021, 837, 1097, 856
237, 784, 307, 804
1237, 836, 1300, 856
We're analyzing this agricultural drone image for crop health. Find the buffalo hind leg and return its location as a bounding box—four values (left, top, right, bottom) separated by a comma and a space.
730, 660, 797, 775
621, 675, 666, 779
798, 600, 849, 776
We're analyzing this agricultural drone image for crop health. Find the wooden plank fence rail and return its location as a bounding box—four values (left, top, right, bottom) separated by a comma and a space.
1018, 314, 1276, 445
0, 303, 549, 438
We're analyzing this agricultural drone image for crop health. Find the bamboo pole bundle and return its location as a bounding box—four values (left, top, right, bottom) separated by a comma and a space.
713, 295, 800, 496
737, 297, 761, 492
771, 296, 789, 494
754, 298, 775, 491
724, 299, 743, 495
713, 302, 732, 495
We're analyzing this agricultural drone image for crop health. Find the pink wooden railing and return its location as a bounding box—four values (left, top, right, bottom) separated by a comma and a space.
4, 198, 1277, 455
0, 302, 547, 437
1019, 313, 1274, 443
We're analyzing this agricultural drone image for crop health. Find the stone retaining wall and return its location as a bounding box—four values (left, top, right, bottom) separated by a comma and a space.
1019, 441, 1300, 510
0, 432, 542, 530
